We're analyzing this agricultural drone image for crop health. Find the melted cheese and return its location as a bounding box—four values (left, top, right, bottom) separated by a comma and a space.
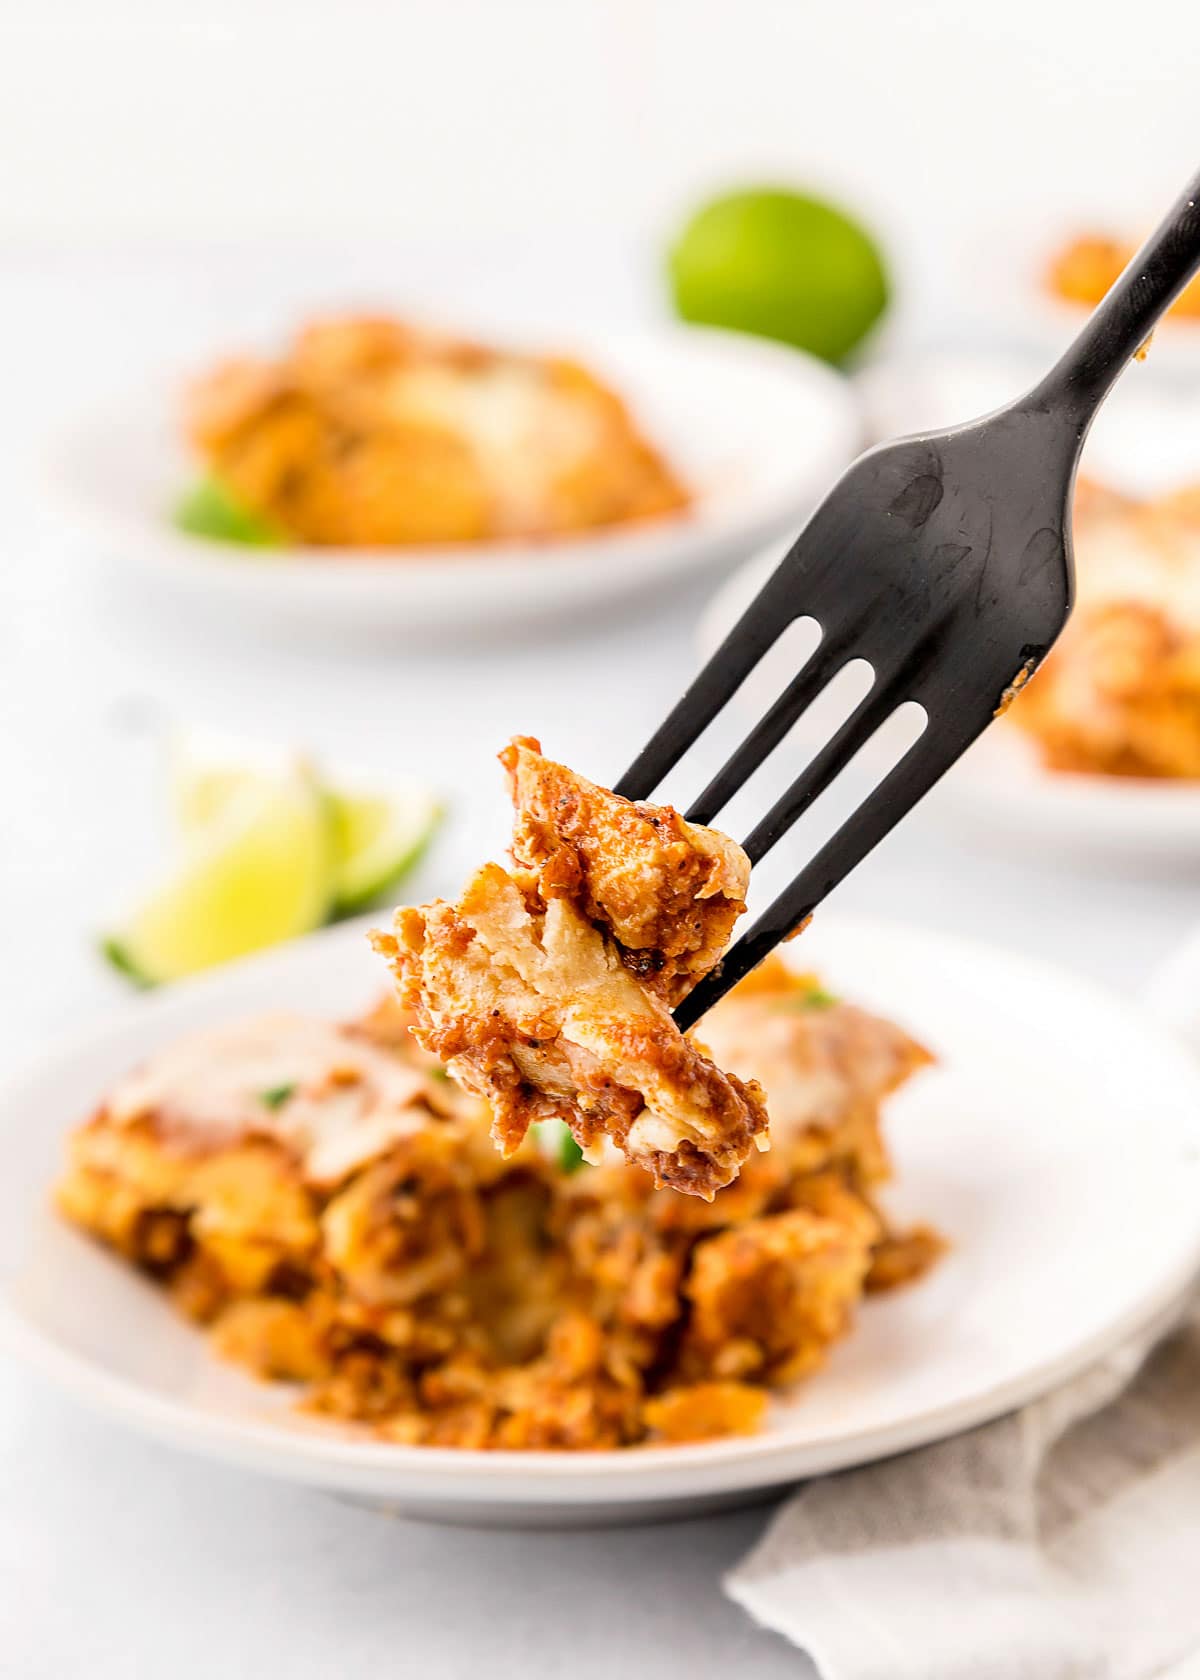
393, 363, 600, 531
1077, 512, 1200, 630
106, 1013, 440, 1185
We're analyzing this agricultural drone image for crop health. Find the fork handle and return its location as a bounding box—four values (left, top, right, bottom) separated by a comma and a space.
1032, 167, 1200, 431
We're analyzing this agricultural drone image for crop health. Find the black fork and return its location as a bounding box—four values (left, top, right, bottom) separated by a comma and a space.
618, 167, 1200, 1032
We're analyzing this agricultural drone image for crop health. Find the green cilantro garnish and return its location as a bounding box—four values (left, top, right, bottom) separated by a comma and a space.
174, 476, 283, 547
430, 1066, 452, 1083
776, 985, 838, 1012
259, 1083, 297, 1110
533, 1118, 587, 1174
557, 1131, 586, 1173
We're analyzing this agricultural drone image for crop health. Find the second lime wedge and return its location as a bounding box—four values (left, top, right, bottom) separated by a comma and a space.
326, 781, 442, 915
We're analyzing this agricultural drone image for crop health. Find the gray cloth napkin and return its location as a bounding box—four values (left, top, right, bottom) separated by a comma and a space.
726, 942, 1200, 1680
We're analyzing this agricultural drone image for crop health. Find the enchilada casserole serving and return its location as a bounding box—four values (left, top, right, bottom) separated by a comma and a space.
1011, 480, 1200, 778
57, 959, 940, 1450
183, 315, 691, 548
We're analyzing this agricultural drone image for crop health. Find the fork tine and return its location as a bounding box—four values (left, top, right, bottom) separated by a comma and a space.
737, 617, 955, 863
614, 560, 802, 801
683, 619, 861, 825
738, 677, 907, 864
674, 707, 986, 1032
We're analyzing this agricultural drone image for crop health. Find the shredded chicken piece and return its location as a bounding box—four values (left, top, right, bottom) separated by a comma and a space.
373, 739, 767, 1197
679, 1199, 877, 1386
501, 736, 749, 1006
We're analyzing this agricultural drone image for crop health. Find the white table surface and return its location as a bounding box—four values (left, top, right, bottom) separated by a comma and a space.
2, 245, 1198, 1678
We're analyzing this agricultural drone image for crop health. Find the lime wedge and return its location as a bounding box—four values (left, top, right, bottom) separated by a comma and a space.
171, 733, 287, 833
172, 734, 441, 918
174, 763, 255, 831
102, 768, 332, 985
174, 476, 283, 547
326, 781, 442, 915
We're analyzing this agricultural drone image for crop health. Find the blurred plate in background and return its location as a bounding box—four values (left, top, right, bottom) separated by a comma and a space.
45, 324, 859, 642
701, 551, 1200, 870
701, 354, 1200, 868
954, 223, 1200, 381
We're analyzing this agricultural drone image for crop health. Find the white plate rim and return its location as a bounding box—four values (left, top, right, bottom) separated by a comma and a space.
4, 912, 1200, 1508
939, 727, 1200, 860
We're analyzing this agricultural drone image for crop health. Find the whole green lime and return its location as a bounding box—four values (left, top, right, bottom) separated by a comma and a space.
668, 187, 889, 365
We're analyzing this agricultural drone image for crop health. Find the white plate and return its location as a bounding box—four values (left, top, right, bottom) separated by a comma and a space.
1145, 924, 1200, 1051
45, 324, 859, 640
3, 914, 1200, 1527
937, 729, 1200, 869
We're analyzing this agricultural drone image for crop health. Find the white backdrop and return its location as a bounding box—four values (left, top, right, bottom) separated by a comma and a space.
3, 12, 1200, 1677
2, 0, 1197, 251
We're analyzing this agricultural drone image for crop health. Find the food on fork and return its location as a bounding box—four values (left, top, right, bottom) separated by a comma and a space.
1009, 480, 1200, 778
179, 314, 690, 548
1046, 233, 1200, 321
56, 961, 938, 1450
502, 739, 749, 1008
372, 738, 768, 1197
